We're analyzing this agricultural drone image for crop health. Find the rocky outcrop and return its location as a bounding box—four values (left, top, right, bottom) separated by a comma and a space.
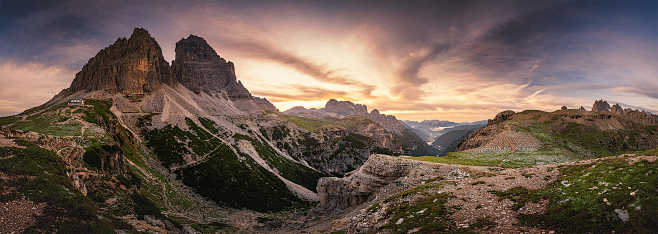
316, 154, 472, 211
488, 110, 515, 125
592, 99, 611, 112
324, 99, 368, 116
68, 28, 172, 95
611, 103, 624, 115
172, 35, 252, 99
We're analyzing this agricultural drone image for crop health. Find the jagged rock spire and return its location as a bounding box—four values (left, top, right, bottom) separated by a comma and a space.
171, 34, 251, 99
592, 99, 611, 112
68, 28, 171, 95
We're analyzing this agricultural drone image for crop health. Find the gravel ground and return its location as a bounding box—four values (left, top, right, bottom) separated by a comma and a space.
0, 198, 46, 233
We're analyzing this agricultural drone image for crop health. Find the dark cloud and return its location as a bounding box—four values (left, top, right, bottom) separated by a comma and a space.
392, 44, 450, 100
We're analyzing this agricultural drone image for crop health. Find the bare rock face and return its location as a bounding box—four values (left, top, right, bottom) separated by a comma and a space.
68, 28, 171, 95
324, 99, 368, 116
317, 154, 426, 210
489, 110, 515, 125
316, 154, 471, 211
592, 99, 611, 112
611, 103, 624, 115
171, 35, 251, 99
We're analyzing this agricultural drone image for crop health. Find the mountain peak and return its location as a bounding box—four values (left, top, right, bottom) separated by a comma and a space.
67, 27, 171, 95
592, 99, 611, 112
172, 34, 249, 98
129, 27, 152, 40
324, 99, 367, 116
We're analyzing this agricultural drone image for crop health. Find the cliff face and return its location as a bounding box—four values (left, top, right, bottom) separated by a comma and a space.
68, 28, 171, 95
316, 154, 472, 211
592, 99, 611, 112
171, 35, 251, 99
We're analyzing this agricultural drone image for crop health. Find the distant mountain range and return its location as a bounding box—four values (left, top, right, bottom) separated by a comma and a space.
403, 119, 487, 143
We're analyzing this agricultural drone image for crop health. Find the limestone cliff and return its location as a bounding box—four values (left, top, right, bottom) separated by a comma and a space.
171, 35, 251, 99
67, 28, 171, 95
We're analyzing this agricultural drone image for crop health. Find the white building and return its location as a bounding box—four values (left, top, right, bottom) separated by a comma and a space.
68, 99, 84, 106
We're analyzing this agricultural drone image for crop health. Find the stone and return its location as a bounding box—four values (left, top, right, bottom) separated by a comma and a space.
67, 28, 172, 95
614, 209, 629, 222
172, 35, 251, 99
592, 99, 611, 112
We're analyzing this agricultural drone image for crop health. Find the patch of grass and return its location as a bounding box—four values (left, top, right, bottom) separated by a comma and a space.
639, 147, 658, 156
240, 134, 326, 192
10, 113, 82, 136
81, 99, 113, 125
384, 179, 452, 203
279, 114, 333, 132
0, 141, 114, 232
178, 142, 304, 211
0, 115, 20, 126
141, 117, 306, 212
514, 158, 658, 232
191, 222, 233, 234
198, 117, 219, 134
382, 191, 456, 233
489, 186, 542, 210
132, 192, 163, 218
405, 148, 575, 168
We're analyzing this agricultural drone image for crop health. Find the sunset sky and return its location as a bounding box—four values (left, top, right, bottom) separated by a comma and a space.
1, 0, 657, 121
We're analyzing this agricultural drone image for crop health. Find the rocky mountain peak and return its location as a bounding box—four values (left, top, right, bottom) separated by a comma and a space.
611, 103, 624, 115
172, 34, 250, 99
67, 27, 171, 95
324, 99, 368, 116
592, 99, 611, 112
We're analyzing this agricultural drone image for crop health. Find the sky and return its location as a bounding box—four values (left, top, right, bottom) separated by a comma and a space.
0, 0, 657, 121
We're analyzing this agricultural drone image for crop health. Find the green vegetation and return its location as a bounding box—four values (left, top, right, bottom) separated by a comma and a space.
383, 192, 454, 233
9, 110, 82, 136
132, 192, 163, 218
81, 99, 113, 125
489, 158, 658, 232
178, 142, 303, 211
373, 179, 469, 233
142, 117, 308, 211
489, 187, 541, 211
0, 115, 20, 126
278, 114, 332, 132
405, 150, 574, 168
198, 117, 219, 134
639, 147, 658, 156
239, 134, 326, 192
83, 143, 121, 171
0, 140, 115, 232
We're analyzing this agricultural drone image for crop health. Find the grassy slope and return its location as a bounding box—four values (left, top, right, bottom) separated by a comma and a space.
0, 140, 118, 232
492, 157, 658, 233
408, 110, 657, 167
361, 178, 493, 234
142, 116, 313, 212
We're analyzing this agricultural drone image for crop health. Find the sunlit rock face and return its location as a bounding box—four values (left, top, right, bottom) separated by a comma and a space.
68, 28, 172, 95
172, 35, 251, 99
